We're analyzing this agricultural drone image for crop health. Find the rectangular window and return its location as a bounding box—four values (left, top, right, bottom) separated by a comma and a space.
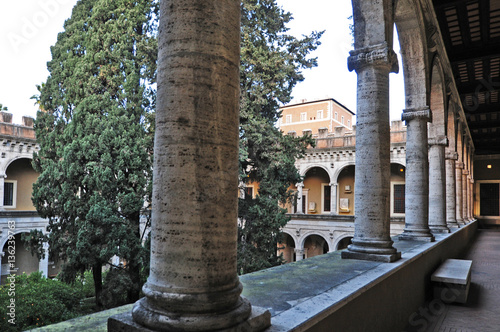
334, 112, 338, 120
245, 186, 254, 200
286, 114, 292, 123
4, 181, 16, 208
341, 116, 345, 125
393, 184, 405, 214
480, 183, 499, 216
317, 110, 323, 120
323, 184, 331, 212
300, 112, 307, 121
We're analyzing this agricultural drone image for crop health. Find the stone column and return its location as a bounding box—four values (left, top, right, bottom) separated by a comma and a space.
399, 107, 435, 241
296, 183, 304, 214
294, 248, 305, 261
0, 174, 5, 211
117, 1, 271, 331
455, 162, 465, 225
428, 136, 450, 233
330, 183, 338, 215
462, 169, 469, 224
39, 242, 49, 278
341, 43, 401, 262
470, 179, 475, 220
445, 152, 459, 228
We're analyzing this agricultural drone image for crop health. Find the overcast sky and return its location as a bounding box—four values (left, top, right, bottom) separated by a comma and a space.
0, 0, 405, 124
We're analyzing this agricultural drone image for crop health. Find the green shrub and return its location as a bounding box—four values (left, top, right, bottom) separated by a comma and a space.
0, 272, 85, 331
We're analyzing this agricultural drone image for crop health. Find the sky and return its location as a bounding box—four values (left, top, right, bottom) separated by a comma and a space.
0, 0, 405, 124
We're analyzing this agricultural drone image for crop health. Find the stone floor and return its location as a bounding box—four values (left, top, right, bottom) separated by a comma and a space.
408, 229, 500, 332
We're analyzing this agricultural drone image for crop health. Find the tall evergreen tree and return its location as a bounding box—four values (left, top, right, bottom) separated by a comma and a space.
238, 0, 323, 274
30, 0, 158, 307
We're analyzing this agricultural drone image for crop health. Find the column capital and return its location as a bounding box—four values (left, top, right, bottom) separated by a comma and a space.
456, 162, 464, 169
402, 106, 432, 123
462, 169, 469, 175
428, 136, 448, 146
329, 182, 338, 187
296, 183, 304, 188
445, 151, 459, 160
347, 43, 399, 73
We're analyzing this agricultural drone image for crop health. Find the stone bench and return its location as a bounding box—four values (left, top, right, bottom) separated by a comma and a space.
431, 258, 472, 304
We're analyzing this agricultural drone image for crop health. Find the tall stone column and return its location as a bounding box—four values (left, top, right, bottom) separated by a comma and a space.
428, 136, 449, 233
341, 43, 401, 262
330, 183, 338, 215
399, 107, 435, 242
296, 183, 304, 214
113, 1, 271, 331
445, 152, 459, 228
0, 174, 5, 211
470, 179, 475, 220
462, 169, 469, 224
39, 242, 49, 278
455, 162, 465, 225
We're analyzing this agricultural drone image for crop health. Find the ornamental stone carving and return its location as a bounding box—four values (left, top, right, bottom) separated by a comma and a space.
402, 106, 432, 123
347, 43, 399, 73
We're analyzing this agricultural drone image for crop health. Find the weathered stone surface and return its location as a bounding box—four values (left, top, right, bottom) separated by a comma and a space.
429, 137, 450, 233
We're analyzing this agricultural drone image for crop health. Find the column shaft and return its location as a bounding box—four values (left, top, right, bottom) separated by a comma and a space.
445, 152, 459, 228
455, 163, 465, 225
341, 44, 400, 262
462, 170, 469, 224
330, 183, 338, 215
428, 138, 449, 233
296, 184, 304, 214
399, 108, 435, 241
128, 1, 270, 330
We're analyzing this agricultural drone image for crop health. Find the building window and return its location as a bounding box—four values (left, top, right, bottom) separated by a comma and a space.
244, 186, 254, 200
322, 184, 331, 213
4, 180, 16, 208
347, 120, 351, 127
480, 183, 499, 216
334, 112, 338, 121
317, 110, 323, 120
341, 116, 345, 125
286, 114, 292, 123
300, 112, 307, 121
393, 184, 405, 214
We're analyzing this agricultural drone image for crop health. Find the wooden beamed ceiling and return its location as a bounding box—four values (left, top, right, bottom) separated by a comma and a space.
433, 0, 500, 155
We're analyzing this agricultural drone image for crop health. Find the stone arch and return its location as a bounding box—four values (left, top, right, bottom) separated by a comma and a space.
334, 235, 353, 251
335, 164, 356, 215
332, 162, 356, 183
3, 157, 38, 211
429, 56, 448, 138
1, 231, 40, 282
0, 155, 34, 177
301, 233, 329, 259
278, 231, 296, 264
300, 164, 332, 182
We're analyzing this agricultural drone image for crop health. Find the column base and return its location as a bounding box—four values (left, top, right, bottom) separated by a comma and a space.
430, 226, 450, 233
108, 300, 271, 332
399, 232, 435, 242
341, 249, 401, 262
447, 221, 461, 228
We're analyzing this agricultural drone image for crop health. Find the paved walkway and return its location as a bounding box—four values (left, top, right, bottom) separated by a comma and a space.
423, 229, 500, 332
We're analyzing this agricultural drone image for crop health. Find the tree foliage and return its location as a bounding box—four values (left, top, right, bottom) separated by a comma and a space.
0, 103, 8, 111
238, 0, 323, 274
30, 0, 158, 307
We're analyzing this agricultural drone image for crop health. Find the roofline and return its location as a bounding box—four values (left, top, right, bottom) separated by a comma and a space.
280, 98, 355, 116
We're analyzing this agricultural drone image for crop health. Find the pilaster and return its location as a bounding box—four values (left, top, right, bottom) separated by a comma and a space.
399, 107, 435, 242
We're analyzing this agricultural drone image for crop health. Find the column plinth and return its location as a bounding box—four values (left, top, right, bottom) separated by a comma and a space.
428, 136, 450, 233
445, 152, 459, 228
399, 107, 435, 242
341, 43, 401, 263
109, 1, 271, 331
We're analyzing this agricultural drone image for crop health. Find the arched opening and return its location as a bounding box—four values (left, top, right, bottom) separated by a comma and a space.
303, 167, 331, 214
278, 233, 296, 264
4, 158, 38, 211
336, 236, 353, 250
303, 234, 329, 258
336, 165, 355, 215
1, 232, 39, 284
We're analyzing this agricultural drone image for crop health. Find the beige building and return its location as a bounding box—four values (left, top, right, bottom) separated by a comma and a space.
278, 98, 355, 136
0, 113, 61, 284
